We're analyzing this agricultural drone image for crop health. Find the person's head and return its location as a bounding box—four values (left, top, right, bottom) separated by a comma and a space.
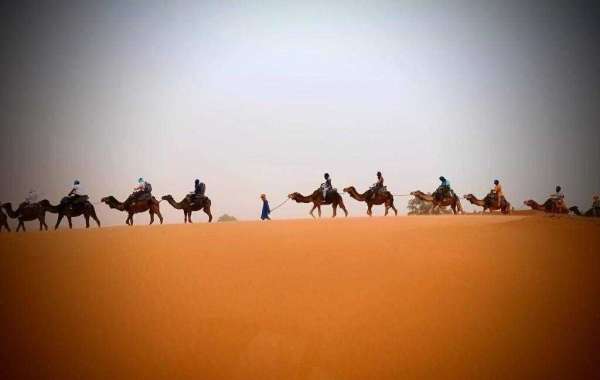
324, 173, 330, 179
74, 180, 80, 185
494, 179, 499, 185
439, 176, 446, 182
556, 185, 562, 193
260, 194, 266, 200
195, 179, 199, 184
377, 171, 382, 178
138, 177, 144, 183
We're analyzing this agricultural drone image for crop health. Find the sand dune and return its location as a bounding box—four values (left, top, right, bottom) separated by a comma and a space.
1, 215, 599, 379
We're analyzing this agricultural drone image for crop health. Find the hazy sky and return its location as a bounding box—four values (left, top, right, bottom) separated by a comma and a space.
1, 1, 599, 226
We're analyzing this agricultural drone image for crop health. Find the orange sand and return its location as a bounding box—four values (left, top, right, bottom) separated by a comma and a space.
1, 215, 599, 379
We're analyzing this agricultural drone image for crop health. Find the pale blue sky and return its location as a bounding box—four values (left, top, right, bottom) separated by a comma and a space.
1, 1, 599, 225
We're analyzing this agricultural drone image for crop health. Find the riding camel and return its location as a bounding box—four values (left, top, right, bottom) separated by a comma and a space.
1, 202, 49, 232
0, 206, 10, 232
101, 196, 163, 225
568, 206, 600, 217
410, 190, 463, 214
39, 198, 101, 229
523, 199, 569, 214
288, 189, 348, 218
463, 193, 511, 214
161, 194, 213, 223
343, 186, 397, 216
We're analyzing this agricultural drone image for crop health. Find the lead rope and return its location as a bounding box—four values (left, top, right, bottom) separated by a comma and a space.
269, 197, 290, 213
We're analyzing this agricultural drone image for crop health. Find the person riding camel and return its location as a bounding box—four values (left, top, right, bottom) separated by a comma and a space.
435, 176, 453, 201
370, 171, 384, 200
126, 177, 152, 207
24, 189, 38, 205
65, 180, 87, 205
321, 173, 333, 201
491, 179, 503, 206
187, 179, 206, 205
549, 185, 565, 211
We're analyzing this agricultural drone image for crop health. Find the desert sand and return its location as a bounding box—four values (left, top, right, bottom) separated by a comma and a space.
1, 215, 599, 379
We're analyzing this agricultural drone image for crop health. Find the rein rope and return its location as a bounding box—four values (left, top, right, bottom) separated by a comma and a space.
269, 197, 290, 213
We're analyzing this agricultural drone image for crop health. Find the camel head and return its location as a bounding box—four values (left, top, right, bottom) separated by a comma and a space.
523, 200, 538, 209
410, 190, 424, 196
38, 199, 51, 208
343, 186, 356, 193
288, 192, 299, 200
161, 195, 174, 201
101, 196, 119, 209
463, 194, 477, 202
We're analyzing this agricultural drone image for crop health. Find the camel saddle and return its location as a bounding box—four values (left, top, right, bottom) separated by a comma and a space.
186, 193, 205, 204
61, 195, 89, 205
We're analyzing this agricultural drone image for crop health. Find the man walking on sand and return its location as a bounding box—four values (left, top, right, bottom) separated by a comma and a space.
260, 194, 271, 220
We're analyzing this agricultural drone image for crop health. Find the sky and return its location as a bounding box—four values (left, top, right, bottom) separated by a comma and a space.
1, 0, 599, 226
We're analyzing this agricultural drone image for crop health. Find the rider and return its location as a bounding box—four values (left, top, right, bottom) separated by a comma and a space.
435, 176, 452, 201
549, 185, 566, 211
194, 179, 205, 197
126, 177, 150, 206
66, 180, 87, 204
491, 179, 503, 206
187, 179, 206, 205
370, 171, 384, 200
24, 189, 38, 205
321, 173, 333, 201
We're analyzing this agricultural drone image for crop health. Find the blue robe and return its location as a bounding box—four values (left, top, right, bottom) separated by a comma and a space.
261, 200, 271, 220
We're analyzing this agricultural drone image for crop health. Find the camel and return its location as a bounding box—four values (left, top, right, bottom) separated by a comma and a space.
410, 190, 463, 214
343, 186, 397, 216
161, 194, 213, 223
463, 193, 511, 214
288, 189, 348, 218
2, 202, 49, 232
39, 198, 101, 229
0, 206, 10, 232
523, 199, 569, 214
569, 206, 600, 217
101, 196, 163, 225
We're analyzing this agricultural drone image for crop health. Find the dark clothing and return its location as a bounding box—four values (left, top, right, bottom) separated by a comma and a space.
195, 182, 206, 196
261, 200, 271, 220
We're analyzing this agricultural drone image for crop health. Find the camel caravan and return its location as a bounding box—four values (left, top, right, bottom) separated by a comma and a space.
1, 174, 599, 232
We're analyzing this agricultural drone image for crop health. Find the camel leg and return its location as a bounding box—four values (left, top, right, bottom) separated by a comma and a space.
309, 204, 317, 219
367, 204, 373, 217
149, 211, 155, 225
339, 200, 348, 217
17, 219, 24, 232
55, 214, 64, 230
183, 211, 188, 224
157, 210, 163, 224
67, 216, 73, 229
390, 200, 398, 216
40, 216, 48, 231
91, 210, 101, 227
84, 214, 90, 228
332, 203, 337, 218
204, 204, 212, 223
318, 205, 322, 218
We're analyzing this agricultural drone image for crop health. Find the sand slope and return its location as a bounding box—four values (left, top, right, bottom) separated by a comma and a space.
1, 215, 599, 379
